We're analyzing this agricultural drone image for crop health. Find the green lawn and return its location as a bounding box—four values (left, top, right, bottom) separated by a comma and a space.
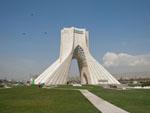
56, 85, 150, 113
0, 86, 150, 113
0, 86, 100, 113
89, 86, 150, 113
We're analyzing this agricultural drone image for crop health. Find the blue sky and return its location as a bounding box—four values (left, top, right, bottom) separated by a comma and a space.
0, 0, 150, 80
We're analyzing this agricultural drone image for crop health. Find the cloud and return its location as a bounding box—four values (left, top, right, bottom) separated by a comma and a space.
103, 52, 150, 67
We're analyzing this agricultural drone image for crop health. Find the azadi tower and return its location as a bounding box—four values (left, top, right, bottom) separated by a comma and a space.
35, 27, 120, 85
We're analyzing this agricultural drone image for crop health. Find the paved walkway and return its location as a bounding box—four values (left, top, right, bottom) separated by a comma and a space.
80, 89, 129, 113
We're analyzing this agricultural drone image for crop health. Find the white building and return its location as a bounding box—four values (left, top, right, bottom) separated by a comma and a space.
35, 27, 120, 85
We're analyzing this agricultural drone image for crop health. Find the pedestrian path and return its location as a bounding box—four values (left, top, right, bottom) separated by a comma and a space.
80, 89, 129, 113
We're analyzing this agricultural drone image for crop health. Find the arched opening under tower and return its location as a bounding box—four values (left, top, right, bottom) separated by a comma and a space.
67, 45, 90, 85
68, 59, 80, 84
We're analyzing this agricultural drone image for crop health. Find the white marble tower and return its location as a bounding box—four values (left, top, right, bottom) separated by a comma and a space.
35, 27, 120, 85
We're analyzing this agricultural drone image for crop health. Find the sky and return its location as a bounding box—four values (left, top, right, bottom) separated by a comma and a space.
0, 0, 150, 80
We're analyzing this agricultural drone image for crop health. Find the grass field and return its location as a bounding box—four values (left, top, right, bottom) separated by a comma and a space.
89, 86, 150, 113
56, 85, 150, 113
0, 86, 150, 113
0, 86, 100, 113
